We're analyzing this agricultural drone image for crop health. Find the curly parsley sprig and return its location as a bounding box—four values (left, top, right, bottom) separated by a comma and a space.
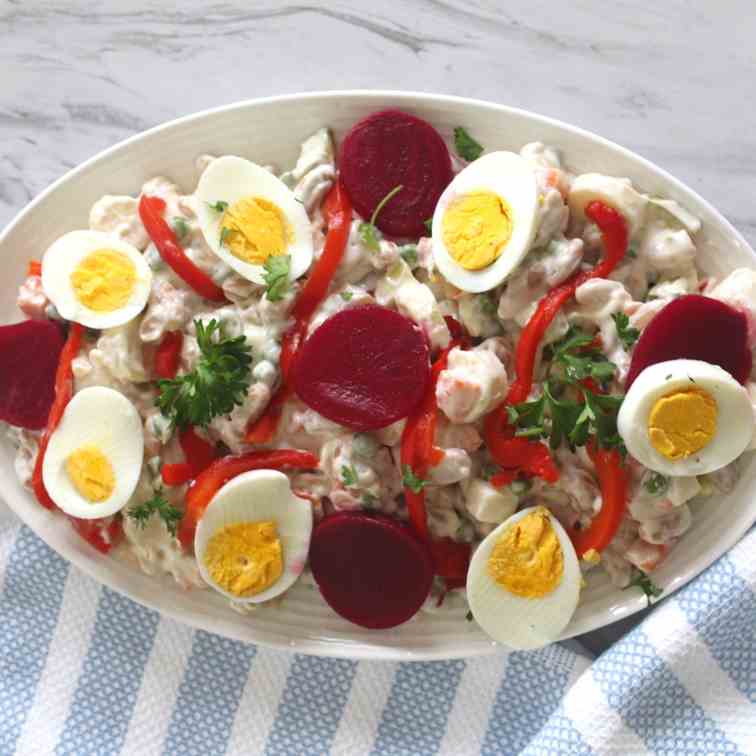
128, 491, 182, 537
507, 326, 626, 454
156, 319, 252, 428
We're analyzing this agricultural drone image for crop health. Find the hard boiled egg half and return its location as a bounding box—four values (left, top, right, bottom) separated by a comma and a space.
467, 506, 581, 649
42, 230, 152, 329
618, 359, 753, 477
194, 469, 312, 603
195, 156, 314, 285
42, 386, 144, 519
432, 151, 538, 293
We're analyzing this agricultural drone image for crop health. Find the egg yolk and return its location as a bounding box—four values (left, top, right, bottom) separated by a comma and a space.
220, 197, 292, 265
442, 190, 513, 270
648, 388, 718, 460
487, 507, 563, 598
66, 445, 116, 503
70, 249, 137, 312
203, 520, 283, 597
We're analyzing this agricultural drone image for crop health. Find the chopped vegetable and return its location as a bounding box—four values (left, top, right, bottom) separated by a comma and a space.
69, 517, 123, 555
629, 569, 664, 599
309, 512, 433, 629
263, 254, 291, 301
27, 260, 42, 276
157, 319, 252, 428
128, 491, 182, 537
219, 227, 231, 247
139, 195, 226, 302
358, 184, 403, 251
453, 126, 484, 161
399, 244, 418, 266
161, 462, 192, 486
153, 331, 183, 379
177, 448, 318, 549
172, 217, 190, 240
643, 471, 669, 496
340, 109, 452, 237
340, 290, 353, 301
613, 312, 640, 350
207, 200, 229, 213
402, 464, 429, 494
424, 218, 433, 235
341, 464, 359, 487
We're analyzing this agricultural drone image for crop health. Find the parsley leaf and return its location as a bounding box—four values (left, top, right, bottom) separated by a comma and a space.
219, 227, 231, 247
208, 200, 228, 213
340, 290, 353, 302
156, 319, 252, 428
128, 491, 182, 537
399, 244, 418, 267
362, 492, 377, 508
341, 464, 359, 488
424, 218, 433, 235
263, 254, 290, 302
172, 217, 190, 240
551, 326, 617, 383
402, 464, 429, 494
643, 471, 669, 496
613, 312, 640, 350
480, 461, 499, 481
479, 294, 498, 316
454, 126, 484, 162
629, 570, 663, 599
359, 185, 403, 252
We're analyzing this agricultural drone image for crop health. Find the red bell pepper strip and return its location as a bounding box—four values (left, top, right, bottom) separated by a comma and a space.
27, 260, 42, 277
139, 195, 226, 302
178, 448, 319, 549
32, 323, 84, 510
484, 200, 629, 480
162, 462, 193, 486
70, 517, 124, 555
568, 442, 628, 556
179, 426, 218, 476
244, 181, 353, 443
162, 427, 218, 486
400, 343, 456, 541
154, 331, 183, 379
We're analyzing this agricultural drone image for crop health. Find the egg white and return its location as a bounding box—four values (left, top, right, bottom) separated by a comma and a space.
431, 151, 538, 293
618, 359, 754, 477
195, 156, 313, 285
42, 386, 144, 519
42, 230, 152, 329
466, 506, 581, 649
194, 469, 313, 604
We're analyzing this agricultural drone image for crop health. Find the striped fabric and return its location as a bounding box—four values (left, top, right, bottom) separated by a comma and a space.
1, 503, 754, 756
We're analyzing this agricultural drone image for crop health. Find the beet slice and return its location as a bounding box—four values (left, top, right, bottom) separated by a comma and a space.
292, 304, 430, 430
626, 294, 752, 388
339, 109, 453, 237
309, 512, 434, 629
0, 319, 66, 429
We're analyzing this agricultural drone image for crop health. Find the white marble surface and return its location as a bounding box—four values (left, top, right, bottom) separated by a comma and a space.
1, 0, 754, 652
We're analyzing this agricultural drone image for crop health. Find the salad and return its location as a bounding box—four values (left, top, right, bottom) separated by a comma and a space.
5, 108, 756, 650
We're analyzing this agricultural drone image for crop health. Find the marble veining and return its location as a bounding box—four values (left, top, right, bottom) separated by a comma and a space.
0, 0, 754, 651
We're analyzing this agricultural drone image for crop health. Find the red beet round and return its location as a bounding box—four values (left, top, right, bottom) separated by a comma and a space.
292, 304, 430, 430
339, 109, 453, 238
0, 319, 66, 429
626, 294, 752, 388
309, 512, 434, 629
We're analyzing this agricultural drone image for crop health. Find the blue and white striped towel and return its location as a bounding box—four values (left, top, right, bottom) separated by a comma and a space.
1, 501, 754, 756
